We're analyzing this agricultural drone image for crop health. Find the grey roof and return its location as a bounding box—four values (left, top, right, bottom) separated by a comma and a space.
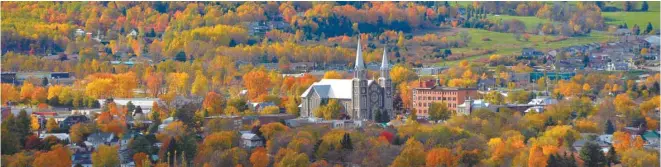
645, 36, 660, 46
301, 79, 374, 99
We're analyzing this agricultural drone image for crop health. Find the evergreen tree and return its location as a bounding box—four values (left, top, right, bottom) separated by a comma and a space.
15, 109, 32, 144
642, 1, 649, 11
381, 110, 390, 123
134, 106, 143, 115
645, 22, 653, 34
341, 133, 353, 150
580, 142, 607, 167
632, 24, 640, 35
605, 120, 615, 134
545, 116, 555, 127
1, 113, 21, 154
374, 110, 383, 123
42, 77, 49, 86
547, 154, 558, 167
606, 145, 619, 166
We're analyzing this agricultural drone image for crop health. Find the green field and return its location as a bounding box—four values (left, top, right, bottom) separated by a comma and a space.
439, 29, 615, 65
603, 11, 660, 28
487, 15, 557, 31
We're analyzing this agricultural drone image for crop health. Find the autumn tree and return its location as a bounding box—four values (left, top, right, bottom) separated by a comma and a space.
202, 91, 225, 116
46, 117, 58, 132
323, 70, 343, 79
134, 152, 150, 167
391, 138, 426, 167
390, 64, 418, 85
244, 68, 272, 101
32, 145, 72, 167
261, 106, 281, 115
250, 147, 269, 167
92, 145, 120, 167
191, 71, 209, 96
426, 147, 457, 167
313, 99, 341, 120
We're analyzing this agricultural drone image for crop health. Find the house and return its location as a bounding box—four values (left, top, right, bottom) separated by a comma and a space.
510, 72, 531, 87
98, 98, 160, 114
456, 99, 497, 115
644, 36, 660, 49
520, 48, 544, 59
527, 96, 558, 106
128, 29, 138, 37
330, 120, 364, 129
39, 133, 70, 142
413, 67, 446, 76
158, 117, 175, 132
607, 62, 631, 71
72, 152, 93, 167
241, 132, 264, 149
248, 101, 277, 113
60, 115, 90, 129
75, 29, 86, 37
641, 131, 660, 146
85, 132, 116, 149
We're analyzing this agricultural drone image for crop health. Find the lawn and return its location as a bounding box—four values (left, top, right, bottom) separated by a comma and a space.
438, 29, 615, 66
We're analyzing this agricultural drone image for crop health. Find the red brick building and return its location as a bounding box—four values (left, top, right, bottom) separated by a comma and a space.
411, 85, 478, 118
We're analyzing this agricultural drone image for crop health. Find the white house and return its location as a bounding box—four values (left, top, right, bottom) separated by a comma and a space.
241, 133, 264, 149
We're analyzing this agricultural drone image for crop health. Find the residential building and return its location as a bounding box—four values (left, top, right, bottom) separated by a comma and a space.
411, 86, 478, 117
300, 43, 394, 121
240, 132, 264, 149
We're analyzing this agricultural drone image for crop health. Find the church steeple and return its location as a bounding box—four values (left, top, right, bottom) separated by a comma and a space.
354, 38, 366, 79
380, 47, 390, 78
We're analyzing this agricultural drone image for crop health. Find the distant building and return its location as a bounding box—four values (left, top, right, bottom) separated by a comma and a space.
98, 98, 160, 113
300, 43, 393, 121
519, 48, 544, 59
411, 86, 478, 117
413, 67, 446, 76
456, 98, 495, 115
527, 96, 558, 106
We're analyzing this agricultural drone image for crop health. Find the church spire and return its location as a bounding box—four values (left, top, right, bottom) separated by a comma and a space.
355, 38, 365, 70
354, 38, 366, 79
380, 47, 389, 70
380, 47, 390, 78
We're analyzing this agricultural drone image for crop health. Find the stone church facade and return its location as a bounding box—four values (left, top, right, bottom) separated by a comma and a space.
300, 40, 393, 121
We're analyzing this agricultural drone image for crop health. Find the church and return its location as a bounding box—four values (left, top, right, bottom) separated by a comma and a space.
300, 40, 394, 121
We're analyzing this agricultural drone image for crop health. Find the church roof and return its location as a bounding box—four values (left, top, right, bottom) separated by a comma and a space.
355, 39, 365, 70
300, 79, 374, 99
381, 47, 389, 69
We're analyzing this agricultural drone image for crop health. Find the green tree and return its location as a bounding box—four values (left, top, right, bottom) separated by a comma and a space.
642, 1, 649, 11
1, 113, 21, 154
605, 120, 615, 134
579, 142, 607, 167
429, 102, 451, 122
129, 135, 152, 158
606, 145, 619, 165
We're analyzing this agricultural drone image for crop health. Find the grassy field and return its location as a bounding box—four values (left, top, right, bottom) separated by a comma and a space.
602, 1, 660, 31
439, 29, 615, 66
603, 11, 660, 28
487, 15, 557, 31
